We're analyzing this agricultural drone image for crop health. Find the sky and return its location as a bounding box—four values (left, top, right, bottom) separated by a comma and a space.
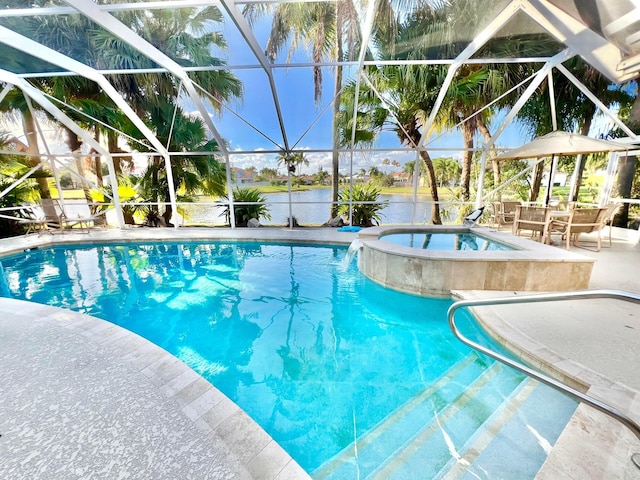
204, 9, 535, 177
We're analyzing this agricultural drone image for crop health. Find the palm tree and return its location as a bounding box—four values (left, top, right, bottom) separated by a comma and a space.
244, 1, 362, 220
338, 63, 445, 223
433, 157, 461, 187
314, 167, 330, 185
277, 152, 309, 175
0, 89, 52, 200
133, 100, 227, 225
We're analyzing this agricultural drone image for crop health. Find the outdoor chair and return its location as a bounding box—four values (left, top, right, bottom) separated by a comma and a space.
18, 199, 104, 234
491, 201, 520, 230
18, 198, 65, 234
601, 203, 621, 247
463, 206, 485, 226
548, 207, 609, 251
512, 205, 551, 243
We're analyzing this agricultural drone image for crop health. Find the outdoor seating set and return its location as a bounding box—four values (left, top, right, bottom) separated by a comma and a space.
491, 200, 619, 252
18, 198, 106, 234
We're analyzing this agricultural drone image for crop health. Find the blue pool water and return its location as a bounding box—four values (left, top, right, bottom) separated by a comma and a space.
380, 232, 515, 251
0, 242, 575, 478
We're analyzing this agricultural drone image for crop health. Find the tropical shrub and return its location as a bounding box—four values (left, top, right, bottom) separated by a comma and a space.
223, 187, 271, 227
0, 155, 40, 237
337, 184, 388, 227
90, 174, 142, 225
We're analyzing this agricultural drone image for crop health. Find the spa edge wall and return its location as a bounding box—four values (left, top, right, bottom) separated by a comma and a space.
356, 226, 595, 297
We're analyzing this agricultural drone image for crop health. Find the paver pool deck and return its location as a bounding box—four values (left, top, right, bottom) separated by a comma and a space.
0, 226, 639, 479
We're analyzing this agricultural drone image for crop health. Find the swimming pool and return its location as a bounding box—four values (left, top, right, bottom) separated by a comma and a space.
0, 241, 576, 478
380, 231, 515, 251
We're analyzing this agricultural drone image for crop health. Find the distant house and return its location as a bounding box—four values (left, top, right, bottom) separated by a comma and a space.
5, 136, 28, 152
232, 168, 257, 184
299, 175, 314, 185
391, 171, 410, 185
541, 170, 568, 187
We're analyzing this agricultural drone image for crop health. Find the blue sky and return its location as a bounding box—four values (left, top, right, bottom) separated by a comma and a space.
207, 10, 533, 176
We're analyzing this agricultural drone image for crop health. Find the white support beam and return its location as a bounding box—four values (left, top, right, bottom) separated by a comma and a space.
11, 57, 559, 80
485, 49, 574, 150
219, 0, 289, 151
346, 0, 378, 225
475, 151, 488, 209
547, 71, 557, 132
0, 68, 126, 228
417, 0, 525, 148
523, 0, 634, 83
0, 83, 13, 104
555, 64, 638, 140
600, 152, 620, 207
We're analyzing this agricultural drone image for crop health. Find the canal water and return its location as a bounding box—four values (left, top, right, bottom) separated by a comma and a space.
179, 189, 452, 226
64, 188, 457, 226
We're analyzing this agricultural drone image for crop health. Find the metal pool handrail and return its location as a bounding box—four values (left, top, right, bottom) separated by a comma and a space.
447, 289, 640, 470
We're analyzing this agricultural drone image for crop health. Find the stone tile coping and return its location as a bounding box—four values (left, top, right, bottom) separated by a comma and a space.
0, 297, 312, 480
358, 225, 595, 261
0, 227, 358, 258
452, 290, 640, 479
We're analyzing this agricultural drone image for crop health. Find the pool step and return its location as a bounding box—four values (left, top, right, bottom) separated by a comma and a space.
367, 362, 525, 479
312, 354, 577, 480
320, 369, 576, 480
312, 352, 504, 479
433, 378, 577, 480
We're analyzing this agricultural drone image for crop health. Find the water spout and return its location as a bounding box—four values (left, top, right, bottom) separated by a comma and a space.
339, 239, 363, 271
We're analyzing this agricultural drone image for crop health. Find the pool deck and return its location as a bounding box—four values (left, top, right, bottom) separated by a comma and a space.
0, 226, 639, 479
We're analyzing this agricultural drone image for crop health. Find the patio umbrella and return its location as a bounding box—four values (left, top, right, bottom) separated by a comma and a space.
494, 131, 630, 205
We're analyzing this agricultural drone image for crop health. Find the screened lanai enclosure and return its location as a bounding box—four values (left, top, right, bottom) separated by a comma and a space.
0, 0, 639, 231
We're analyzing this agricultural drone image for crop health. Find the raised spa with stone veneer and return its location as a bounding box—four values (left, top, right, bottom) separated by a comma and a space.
357, 226, 594, 297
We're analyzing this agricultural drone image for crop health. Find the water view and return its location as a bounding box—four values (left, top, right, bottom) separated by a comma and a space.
180, 189, 455, 226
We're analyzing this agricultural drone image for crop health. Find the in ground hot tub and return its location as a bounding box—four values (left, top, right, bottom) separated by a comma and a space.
357, 225, 595, 297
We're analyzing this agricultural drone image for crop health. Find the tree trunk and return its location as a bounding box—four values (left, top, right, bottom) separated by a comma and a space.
162, 200, 173, 227
22, 110, 51, 199
94, 129, 104, 188
107, 132, 122, 175
329, 22, 343, 221
460, 121, 475, 202
476, 117, 501, 197
614, 94, 640, 227
420, 150, 442, 224
612, 154, 637, 227
529, 161, 544, 202
569, 113, 595, 202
